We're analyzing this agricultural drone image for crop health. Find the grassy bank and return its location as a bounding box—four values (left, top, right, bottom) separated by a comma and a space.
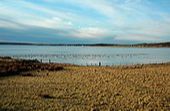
0, 57, 170, 110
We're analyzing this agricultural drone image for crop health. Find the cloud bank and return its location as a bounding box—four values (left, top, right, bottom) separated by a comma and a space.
0, 0, 170, 43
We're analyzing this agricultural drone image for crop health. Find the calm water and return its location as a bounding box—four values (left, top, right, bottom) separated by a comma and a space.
0, 45, 170, 66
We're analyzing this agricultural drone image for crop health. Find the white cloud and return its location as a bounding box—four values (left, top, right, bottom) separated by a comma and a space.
71, 27, 111, 38
115, 33, 161, 42
0, 0, 170, 42
0, 20, 22, 29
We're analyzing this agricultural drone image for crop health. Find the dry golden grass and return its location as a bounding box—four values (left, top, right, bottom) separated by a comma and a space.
0, 63, 170, 110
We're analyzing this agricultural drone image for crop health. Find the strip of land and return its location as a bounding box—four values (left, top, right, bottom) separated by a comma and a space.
0, 41, 170, 47
0, 57, 170, 110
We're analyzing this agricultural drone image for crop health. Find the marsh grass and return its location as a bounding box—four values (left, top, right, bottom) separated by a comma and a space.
0, 57, 65, 77
0, 57, 170, 110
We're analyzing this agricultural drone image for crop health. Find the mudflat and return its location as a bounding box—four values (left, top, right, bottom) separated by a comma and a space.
0, 57, 170, 110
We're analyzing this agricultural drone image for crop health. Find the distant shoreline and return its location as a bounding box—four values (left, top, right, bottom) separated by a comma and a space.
0, 42, 170, 47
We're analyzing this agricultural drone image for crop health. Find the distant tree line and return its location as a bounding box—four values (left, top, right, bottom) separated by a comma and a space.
0, 42, 170, 47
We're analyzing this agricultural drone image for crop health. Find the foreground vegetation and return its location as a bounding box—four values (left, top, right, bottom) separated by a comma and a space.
0, 57, 170, 110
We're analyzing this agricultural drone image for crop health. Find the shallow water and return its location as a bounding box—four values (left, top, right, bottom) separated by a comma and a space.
0, 45, 170, 66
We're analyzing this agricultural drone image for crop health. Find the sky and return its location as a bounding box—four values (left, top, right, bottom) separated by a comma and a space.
0, 0, 170, 44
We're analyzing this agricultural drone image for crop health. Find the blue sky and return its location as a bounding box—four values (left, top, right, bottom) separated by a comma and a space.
0, 0, 170, 43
